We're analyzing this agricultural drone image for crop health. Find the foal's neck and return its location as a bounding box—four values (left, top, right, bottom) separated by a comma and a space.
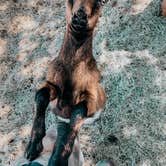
59, 27, 94, 60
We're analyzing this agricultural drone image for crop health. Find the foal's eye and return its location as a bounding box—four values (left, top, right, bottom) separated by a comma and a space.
98, 0, 109, 5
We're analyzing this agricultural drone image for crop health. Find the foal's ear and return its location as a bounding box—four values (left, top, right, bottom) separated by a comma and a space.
66, 0, 73, 8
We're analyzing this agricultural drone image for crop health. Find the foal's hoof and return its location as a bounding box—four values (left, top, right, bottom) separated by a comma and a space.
22, 162, 44, 166
96, 160, 115, 166
25, 140, 43, 161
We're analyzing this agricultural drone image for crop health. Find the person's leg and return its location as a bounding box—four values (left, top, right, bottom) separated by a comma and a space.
68, 135, 84, 166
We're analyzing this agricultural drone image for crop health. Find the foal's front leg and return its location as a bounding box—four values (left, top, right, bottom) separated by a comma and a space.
25, 87, 50, 161
48, 102, 87, 166
25, 82, 57, 161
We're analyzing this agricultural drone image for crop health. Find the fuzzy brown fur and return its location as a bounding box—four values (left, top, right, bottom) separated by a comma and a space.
44, 0, 106, 118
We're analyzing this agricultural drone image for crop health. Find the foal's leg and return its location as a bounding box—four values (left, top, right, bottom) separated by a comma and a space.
48, 102, 87, 166
25, 82, 57, 161
48, 121, 70, 166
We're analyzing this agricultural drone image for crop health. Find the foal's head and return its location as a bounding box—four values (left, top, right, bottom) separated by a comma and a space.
66, 0, 108, 34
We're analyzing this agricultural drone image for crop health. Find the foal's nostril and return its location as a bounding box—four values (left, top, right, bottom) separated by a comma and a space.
76, 7, 87, 19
